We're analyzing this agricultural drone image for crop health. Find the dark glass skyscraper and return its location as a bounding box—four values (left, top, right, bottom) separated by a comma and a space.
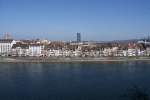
77, 33, 81, 42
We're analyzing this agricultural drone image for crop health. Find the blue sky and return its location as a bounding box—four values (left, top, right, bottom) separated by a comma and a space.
0, 0, 150, 41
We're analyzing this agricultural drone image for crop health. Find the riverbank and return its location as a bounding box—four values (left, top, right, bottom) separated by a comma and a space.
1, 57, 150, 63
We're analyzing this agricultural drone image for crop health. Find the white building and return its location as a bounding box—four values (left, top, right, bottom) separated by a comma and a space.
146, 47, 150, 56
29, 44, 44, 56
48, 50, 61, 57
128, 49, 137, 56
103, 48, 112, 56
0, 39, 16, 56
11, 43, 29, 56
54, 50, 63, 56
48, 49, 55, 56
123, 50, 128, 56
73, 50, 82, 57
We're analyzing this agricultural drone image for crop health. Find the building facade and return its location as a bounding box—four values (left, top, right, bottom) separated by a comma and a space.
77, 33, 81, 42
11, 43, 29, 56
0, 39, 16, 56
29, 44, 44, 56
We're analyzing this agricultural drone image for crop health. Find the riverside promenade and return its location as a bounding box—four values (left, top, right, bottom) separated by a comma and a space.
1, 57, 150, 63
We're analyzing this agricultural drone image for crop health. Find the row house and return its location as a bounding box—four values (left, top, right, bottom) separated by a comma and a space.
146, 47, 150, 56
103, 48, 113, 56
73, 50, 82, 57
48, 49, 64, 57
48, 49, 82, 57
11, 43, 29, 56
63, 50, 72, 57
29, 44, 44, 57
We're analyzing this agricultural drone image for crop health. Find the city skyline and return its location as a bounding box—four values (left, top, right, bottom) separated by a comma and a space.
0, 0, 150, 41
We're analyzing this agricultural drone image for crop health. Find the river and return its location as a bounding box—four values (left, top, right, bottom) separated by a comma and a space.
0, 62, 150, 100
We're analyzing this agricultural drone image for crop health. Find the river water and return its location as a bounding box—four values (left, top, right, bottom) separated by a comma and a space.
0, 62, 150, 100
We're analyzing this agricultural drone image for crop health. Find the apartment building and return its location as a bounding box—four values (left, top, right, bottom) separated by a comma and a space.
29, 44, 44, 56
0, 39, 16, 56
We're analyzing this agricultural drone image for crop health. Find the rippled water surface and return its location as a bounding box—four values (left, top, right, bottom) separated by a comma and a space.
0, 62, 150, 100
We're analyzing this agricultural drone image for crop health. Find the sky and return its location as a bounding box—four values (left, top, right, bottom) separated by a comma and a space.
0, 0, 150, 41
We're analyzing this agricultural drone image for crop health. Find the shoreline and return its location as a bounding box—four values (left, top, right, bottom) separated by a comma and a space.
1, 57, 150, 63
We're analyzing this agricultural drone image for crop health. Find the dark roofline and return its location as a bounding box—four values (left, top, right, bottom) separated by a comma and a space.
12, 43, 29, 49
0, 39, 14, 43
29, 44, 43, 46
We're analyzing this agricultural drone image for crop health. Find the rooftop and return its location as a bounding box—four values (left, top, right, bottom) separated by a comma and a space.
0, 39, 13, 43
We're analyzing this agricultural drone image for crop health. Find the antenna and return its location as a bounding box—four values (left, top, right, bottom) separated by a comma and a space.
3, 32, 12, 39
147, 34, 150, 42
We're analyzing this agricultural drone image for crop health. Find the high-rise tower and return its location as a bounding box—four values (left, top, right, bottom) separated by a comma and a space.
77, 33, 81, 42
